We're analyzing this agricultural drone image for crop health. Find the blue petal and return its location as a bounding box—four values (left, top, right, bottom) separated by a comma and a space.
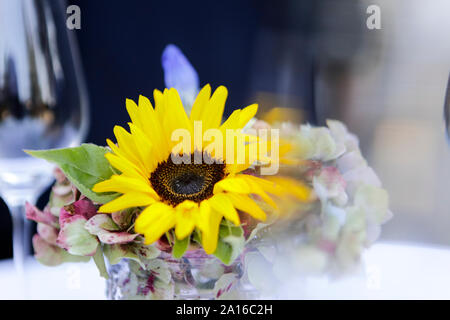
161, 44, 199, 111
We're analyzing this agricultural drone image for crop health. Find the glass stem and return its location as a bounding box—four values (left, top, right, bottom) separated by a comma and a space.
4, 192, 38, 283
10, 202, 32, 274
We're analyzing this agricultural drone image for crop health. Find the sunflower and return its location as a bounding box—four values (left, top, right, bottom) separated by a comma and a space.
92, 84, 309, 254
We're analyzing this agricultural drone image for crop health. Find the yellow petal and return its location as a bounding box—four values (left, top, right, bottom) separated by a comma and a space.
242, 174, 282, 196
113, 125, 145, 171
174, 200, 198, 240
266, 176, 312, 201
219, 104, 258, 135
203, 86, 228, 130
106, 139, 149, 178
197, 200, 211, 232
137, 95, 153, 112
135, 202, 170, 232
128, 122, 157, 172
153, 89, 164, 109
213, 176, 251, 194
143, 214, 176, 244
238, 104, 258, 128
105, 152, 145, 179
190, 84, 212, 122
137, 95, 169, 163
219, 109, 242, 132
224, 137, 260, 174
125, 98, 143, 129
154, 88, 166, 123
134, 202, 176, 244
240, 175, 277, 209
191, 85, 227, 132
176, 200, 197, 211
208, 193, 240, 226
201, 208, 222, 254
225, 193, 266, 221
98, 192, 156, 213
93, 175, 159, 199
163, 88, 193, 148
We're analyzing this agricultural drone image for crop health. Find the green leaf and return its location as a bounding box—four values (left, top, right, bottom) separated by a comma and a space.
213, 222, 245, 265
60, 252, 91, 264
58, 217, 99, 256
214, 236, 245, 265
48, 190, 73, 217
133, 242, 160, 260
85, 214, 119, 235
33, 235, 90, 266
172, 235, 190, 258
146, 259, 172, 284
93, 247, 109, 279
219, 220, 244, 238
192, 223, 245, 265
192, 229, 202, 244
25, 144, 119, 204
104, 243, 143, 267
213, 240, 233, 265
138, 259, 174, 299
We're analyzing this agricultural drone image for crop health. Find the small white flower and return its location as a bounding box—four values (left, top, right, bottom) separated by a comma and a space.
326, 119, 360, 153
299, 125, 346, 161
313, 166, 348, 206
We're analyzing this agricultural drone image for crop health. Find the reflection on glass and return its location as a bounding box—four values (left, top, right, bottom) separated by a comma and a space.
444, 74, 450, 142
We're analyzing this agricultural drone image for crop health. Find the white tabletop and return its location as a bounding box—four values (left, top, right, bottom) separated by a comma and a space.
279, 241, 450, 299
0, 257, 105, 300
1, 241, 449, 299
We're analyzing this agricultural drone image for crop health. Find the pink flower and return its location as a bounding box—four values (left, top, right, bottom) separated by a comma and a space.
25, 203, 58, 228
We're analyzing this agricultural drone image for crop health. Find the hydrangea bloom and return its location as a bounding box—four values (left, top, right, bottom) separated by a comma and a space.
244, 119, 392, 295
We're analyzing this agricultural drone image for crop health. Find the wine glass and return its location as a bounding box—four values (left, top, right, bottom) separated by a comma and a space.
0, 0, 89, 292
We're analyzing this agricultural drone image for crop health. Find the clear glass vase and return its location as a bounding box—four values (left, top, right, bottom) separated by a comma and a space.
106, 250, 260, 300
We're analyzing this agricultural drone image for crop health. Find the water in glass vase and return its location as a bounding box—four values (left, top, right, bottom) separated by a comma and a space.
106, 250, 260, 300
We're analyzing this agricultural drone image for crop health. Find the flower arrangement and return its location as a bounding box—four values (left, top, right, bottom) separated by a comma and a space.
25, 45, 391, 299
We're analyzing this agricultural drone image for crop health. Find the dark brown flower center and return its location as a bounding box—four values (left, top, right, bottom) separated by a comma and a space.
150, 153, 225, 206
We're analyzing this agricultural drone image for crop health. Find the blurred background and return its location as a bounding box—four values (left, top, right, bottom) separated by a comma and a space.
0, 0, 449, 260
